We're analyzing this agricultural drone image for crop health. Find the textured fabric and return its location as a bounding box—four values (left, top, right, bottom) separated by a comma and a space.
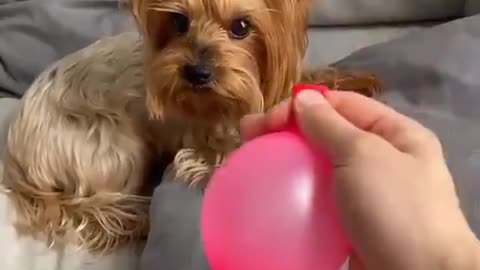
0, 0, 134, 98
143, 14, 480, 270
309, 0, 464, 26
141, 168, 209, 270
305, 24, 433, 67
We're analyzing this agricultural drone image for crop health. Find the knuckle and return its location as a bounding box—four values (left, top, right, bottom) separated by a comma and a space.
421, 128, 443, 152
424, 128, 441, 143
412, 126, 441, 148
347, 132, 377, 157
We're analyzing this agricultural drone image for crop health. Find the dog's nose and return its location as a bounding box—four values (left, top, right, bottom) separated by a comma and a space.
183, 64, 213, 86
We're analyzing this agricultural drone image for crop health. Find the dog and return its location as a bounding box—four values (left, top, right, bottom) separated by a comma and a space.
0, 0, 380, 255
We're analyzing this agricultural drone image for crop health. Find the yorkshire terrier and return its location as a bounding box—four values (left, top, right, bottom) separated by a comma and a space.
0, 0, 380, 255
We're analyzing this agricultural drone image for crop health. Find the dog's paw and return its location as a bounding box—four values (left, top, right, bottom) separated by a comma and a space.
174, 149, 216, 187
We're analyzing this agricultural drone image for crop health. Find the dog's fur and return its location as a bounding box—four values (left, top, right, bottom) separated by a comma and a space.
0, 0, 380, 254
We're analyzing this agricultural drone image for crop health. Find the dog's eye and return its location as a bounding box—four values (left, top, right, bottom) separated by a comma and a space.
171, 13, 190, 35
229, 18, 251, 39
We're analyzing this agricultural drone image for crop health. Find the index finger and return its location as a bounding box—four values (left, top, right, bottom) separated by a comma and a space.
240, 99, 291, 141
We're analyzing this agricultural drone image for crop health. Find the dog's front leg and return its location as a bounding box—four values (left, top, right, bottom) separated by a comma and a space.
173, 148, 227, 188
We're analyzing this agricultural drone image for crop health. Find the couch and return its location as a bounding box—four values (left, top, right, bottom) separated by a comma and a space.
306, 0, 480, 65
1, 0, 479, 100
1, 0, 480, 270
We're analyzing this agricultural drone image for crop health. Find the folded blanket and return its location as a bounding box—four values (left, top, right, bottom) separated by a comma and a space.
0, 0, 132, 98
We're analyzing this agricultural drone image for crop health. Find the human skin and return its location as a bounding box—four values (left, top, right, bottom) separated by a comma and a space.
241, 90, 480, 270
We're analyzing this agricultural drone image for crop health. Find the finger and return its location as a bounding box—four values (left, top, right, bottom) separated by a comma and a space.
325, 91, 397, 130
326, 91, 441, 158
240, 99, 291, 141
240, 113, 265, 141
294, 90, 368, 162
263, 98, 292, 132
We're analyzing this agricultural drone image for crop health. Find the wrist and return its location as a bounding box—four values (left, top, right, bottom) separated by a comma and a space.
402, 212, 480, 270
436, 233, 480, 270
423, 217, 480, 270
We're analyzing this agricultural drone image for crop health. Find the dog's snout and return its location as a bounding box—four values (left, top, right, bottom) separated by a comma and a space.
183, 64, 213, 86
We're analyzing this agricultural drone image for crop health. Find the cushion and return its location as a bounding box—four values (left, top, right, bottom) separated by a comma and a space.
305, 24, 433, 66
309, 0, 464, 26
0, 0, 133, 98
143, 14, 480, 270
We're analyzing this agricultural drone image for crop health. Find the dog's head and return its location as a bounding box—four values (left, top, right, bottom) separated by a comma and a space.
131, 0, 310, 125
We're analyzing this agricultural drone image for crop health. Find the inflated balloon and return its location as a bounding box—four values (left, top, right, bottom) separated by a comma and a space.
201, 85, 351, 270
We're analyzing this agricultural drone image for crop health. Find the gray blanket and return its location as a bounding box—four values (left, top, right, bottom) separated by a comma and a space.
0, 0, 133, 98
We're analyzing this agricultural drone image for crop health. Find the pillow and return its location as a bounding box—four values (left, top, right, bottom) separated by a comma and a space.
0, 0, 133, 98
142, 14, 480, 270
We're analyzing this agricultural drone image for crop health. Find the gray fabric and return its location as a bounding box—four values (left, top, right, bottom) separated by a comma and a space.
309, 0, 464, 26
305, 24, 434, 66
0, 0, 133, 98
141, 168, 208, 270
143, 14, 480, 270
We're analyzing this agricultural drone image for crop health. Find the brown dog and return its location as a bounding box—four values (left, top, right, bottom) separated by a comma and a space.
1, 0, 380, 255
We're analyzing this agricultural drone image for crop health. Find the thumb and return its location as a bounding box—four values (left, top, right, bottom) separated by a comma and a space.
294, 90, 364, 162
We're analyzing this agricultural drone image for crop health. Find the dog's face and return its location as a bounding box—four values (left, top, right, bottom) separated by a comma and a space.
131, 0, 310, 125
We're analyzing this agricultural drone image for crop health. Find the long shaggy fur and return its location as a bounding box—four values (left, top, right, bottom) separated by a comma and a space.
1, 34, 153, 253
1, 0, 381, 254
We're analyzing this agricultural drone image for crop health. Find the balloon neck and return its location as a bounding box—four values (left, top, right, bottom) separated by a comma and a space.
284, 121, 303, 137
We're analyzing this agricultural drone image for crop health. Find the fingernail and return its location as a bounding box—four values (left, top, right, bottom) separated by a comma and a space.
296, 90, 326, 109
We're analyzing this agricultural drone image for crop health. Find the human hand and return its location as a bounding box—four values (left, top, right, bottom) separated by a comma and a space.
241, 90, 479, 270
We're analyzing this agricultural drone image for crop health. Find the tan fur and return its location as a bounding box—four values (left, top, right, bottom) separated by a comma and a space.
1, 0, 381, 254
1, 34, 153, 254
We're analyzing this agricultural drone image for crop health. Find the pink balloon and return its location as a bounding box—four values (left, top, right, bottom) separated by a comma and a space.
201, 85, 351, 270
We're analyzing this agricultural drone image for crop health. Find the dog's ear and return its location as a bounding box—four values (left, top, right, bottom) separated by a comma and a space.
260, 0, 311, 109
128, 0, 175, 52
120, 0, 148, 35
126, 0, 150, 35
126, 0, 143, 24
